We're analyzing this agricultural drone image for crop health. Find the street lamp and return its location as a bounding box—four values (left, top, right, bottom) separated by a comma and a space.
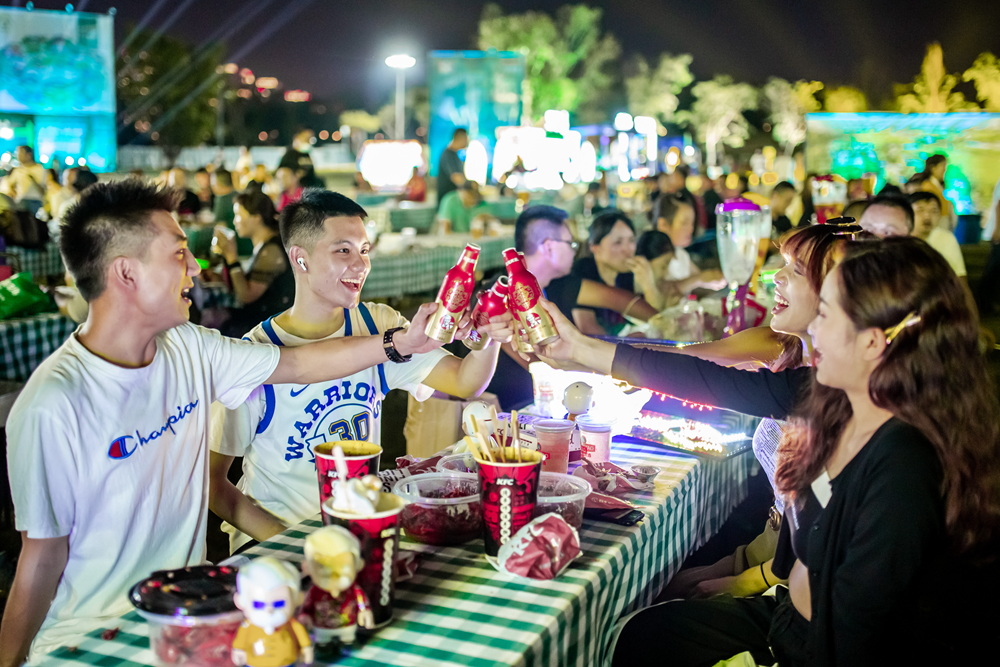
385, 54, 416, 140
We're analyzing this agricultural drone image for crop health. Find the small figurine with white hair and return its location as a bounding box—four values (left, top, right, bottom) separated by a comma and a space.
298, 526, 374, 658
232, 557, 313, 667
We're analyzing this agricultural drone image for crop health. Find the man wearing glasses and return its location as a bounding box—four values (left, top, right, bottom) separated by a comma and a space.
485, 205, 658, 410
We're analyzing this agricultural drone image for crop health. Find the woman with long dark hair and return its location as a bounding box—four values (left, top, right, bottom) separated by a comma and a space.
661, 222, 867, 601
533, 237, 1000, 665
214, 190, 295, 337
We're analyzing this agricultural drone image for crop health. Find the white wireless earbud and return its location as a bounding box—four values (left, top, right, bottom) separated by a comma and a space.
297, 258, 307, 272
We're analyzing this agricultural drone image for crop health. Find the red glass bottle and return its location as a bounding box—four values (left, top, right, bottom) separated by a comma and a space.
463, 276, 510, 350
425, 244, 480, 343
502, 248, 558, 346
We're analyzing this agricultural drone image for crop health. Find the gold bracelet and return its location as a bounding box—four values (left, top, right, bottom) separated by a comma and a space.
622, 295, 642, 318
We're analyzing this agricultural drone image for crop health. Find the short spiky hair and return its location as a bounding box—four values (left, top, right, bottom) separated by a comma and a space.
60, 180, 179, 301
278, 188, 367, 251
514, 205, 568, 256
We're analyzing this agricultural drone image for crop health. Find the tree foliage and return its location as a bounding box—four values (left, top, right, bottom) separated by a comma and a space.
964, 52, 1000, 112
896, 43, 977, 113
117, 29, 223, 147
477, 3, 621, 124
625, 53, 694, 125
823, 86, 868, 112
677, 75, 757, 169
763, 78, 822, 154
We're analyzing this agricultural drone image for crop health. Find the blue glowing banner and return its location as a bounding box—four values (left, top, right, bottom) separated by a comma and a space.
0, 7, 116, 171
0, 7, 115, 114
428, 50, 524, 181
806, 112, 1000, 215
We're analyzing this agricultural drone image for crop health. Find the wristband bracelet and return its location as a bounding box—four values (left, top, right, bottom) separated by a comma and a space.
760, 562, 771, 588
227, 261, 242, 271
622, 294, 643, 318
383, 327, 412, 363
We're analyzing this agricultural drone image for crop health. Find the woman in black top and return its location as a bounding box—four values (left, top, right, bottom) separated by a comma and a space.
572, 210, 666, 334
214, 190, 294, 337
535, 237, 1000, 666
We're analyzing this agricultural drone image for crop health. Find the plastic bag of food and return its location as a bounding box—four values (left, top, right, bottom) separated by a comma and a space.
497, 513, 581, 580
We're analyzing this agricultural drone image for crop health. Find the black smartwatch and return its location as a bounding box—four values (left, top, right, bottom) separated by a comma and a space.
383, 327, 412, 363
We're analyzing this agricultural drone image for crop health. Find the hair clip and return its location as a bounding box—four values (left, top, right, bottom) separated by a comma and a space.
883, 311, 921, 344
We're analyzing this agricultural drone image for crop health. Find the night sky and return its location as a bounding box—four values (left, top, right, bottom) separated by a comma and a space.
8, 0, 1000, 109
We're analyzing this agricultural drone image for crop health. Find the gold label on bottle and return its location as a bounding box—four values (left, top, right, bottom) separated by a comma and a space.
424, 302, 458, 343
521, 303, 558, 345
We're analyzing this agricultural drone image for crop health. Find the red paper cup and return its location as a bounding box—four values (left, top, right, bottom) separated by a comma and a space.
321, 493, 404, 628
315, 441, 382, 523
477, 448, 544, 557
533, 419, 575, 474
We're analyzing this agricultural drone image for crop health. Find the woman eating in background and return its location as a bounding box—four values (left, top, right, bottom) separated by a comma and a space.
533, 237, 1000, 666
654, 193, 727, 294
572, 210, 667, 335
213, 190, 295, 337
635, 230, 676, 287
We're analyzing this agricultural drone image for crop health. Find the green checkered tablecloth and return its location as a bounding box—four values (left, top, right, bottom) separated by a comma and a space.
362, 236, 513, 299
38, 438, 749, 667
4, 242, 65, 279
0, 313, 76, 381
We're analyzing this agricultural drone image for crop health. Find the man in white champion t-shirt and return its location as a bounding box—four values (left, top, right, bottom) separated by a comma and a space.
0, 182, 446, 666
210, 189, 513, 553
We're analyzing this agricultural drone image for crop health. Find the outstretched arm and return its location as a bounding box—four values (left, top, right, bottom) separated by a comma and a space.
536, 299, 807, 419
266, 303, 453, 386
422, 314, 513, 398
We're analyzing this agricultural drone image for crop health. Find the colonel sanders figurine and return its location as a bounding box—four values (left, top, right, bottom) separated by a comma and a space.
298, 525, 374, 658
232, 558, 313, 667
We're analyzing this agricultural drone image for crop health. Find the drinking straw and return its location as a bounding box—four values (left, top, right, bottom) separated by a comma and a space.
332, 445, 353, 512
511, 410, 522, 463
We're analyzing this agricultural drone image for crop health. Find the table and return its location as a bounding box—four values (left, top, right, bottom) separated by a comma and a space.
38, 437, 750, 667
4, 242, 65, 280
0, 313, 76, 382
362, 236, 513, 299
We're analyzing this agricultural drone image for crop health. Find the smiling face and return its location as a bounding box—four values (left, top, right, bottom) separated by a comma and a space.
134, 211, 200, 330
809, 270, 871, 390
592, 220, 636, 274
298, 215, 371, 310
771, 249, 821, 338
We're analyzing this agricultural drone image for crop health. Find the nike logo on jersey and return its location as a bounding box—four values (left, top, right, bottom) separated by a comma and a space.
289, 386, 310, 397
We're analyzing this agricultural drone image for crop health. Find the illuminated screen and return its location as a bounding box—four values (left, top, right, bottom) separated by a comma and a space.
0, 7, 116, 171
805, 112, 1000, 215
428, 50, 524, 182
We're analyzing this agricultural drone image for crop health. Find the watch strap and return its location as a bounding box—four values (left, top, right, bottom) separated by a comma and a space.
383, 326, 412, 363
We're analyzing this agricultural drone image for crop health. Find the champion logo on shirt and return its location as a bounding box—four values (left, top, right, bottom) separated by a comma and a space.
108, 400, 199, 460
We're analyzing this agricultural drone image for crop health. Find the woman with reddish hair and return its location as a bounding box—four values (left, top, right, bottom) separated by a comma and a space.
534, 237, 1000, 665
662, 222, 867, 601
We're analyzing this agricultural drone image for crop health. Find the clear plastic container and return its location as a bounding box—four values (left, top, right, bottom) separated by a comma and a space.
130, 565, 243, 667
533, 472, 592, 529
137, 609, 244, 667
393, 472, 482, 546
533, 419, 575, 474
436, 452, 480, 474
